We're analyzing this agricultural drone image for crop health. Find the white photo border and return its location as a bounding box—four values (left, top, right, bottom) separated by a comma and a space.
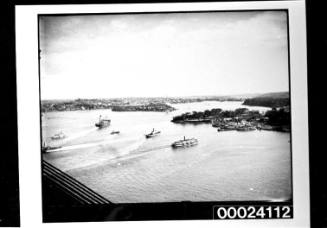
16, 1, 309, 227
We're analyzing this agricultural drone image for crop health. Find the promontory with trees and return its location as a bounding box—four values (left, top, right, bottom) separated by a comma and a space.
172, 92, 290, 132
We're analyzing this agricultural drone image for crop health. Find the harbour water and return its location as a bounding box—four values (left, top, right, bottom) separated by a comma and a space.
42, 101, 292, 203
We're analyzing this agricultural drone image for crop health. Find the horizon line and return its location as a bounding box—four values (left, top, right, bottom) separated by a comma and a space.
40, 90, 289, 101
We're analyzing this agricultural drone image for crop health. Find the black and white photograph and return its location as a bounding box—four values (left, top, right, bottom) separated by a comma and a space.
15, 1, 310, 226
39, 9, 292, 220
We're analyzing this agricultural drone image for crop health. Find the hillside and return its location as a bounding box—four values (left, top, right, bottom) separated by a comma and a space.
242, 92, 290, 108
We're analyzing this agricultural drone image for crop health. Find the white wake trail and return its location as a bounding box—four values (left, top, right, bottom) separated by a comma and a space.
47, 135, 146, 153
60, 128, 98, 144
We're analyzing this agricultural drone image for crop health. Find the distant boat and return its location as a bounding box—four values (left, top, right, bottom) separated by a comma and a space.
110, 130, 120, 135
145, 128, 161, 138
171, 136, 198, 148
41, 142, 61, 153
95, 115, 111, 128
51, 132, 66, 140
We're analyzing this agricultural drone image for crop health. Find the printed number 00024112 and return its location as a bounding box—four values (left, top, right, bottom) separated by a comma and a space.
213, 206, 293, 219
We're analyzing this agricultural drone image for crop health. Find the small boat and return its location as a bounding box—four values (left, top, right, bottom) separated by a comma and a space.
42, 146, 62, 153
95, 115, 111, 128
41, 142, 61, 153
171, 136, 198, 148
110, 130, 120, 135
145, 128, 161, 138
51, 132, 66, 140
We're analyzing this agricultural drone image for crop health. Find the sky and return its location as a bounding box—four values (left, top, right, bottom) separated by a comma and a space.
39, 11, 289, 100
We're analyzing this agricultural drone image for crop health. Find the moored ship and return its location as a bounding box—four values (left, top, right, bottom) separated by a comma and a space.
236, 126, 256, 131
171, 136, 198, 148
217, 126, 236, 131
145, 128, 161, 138
95, 115, 111, 128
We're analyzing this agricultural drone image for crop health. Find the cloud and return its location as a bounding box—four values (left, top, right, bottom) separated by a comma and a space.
39, 11, 288, 99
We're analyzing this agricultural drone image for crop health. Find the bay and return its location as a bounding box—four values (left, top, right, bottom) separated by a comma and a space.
42, 101, 291, 203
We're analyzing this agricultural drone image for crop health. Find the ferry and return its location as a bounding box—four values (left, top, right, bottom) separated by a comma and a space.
171, 136, 198, 148
51, 131, 66, 140
145, 128, 161, 138
95, 115, 111, 128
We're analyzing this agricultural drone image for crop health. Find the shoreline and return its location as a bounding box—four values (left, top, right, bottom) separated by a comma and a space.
171, 107, 290, 132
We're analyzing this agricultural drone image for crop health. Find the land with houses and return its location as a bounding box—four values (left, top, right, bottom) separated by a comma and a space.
171, 106, 290, 132
41, 98, 176, 112
41, 92, 289, 114
41, 96, 242, 112
171, 92, 290, 132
